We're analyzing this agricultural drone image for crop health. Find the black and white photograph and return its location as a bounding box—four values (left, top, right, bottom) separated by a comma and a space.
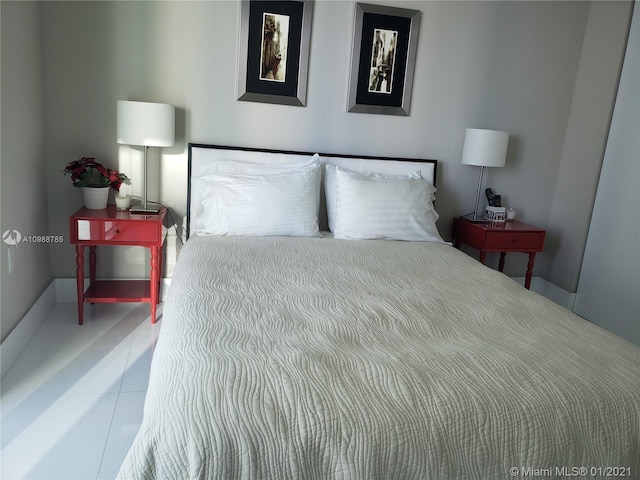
260, 12, 290, 82
368, 28, 398, 94
237, 0, 313, 106
348, 3, 421, 115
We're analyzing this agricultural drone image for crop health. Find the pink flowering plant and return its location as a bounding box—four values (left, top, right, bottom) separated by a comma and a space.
63, 157, 131, 191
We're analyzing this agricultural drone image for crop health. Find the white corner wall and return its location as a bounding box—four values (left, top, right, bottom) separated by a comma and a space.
542, 0, 634, 292
1, 1, 54, 342
573, 2, 639, 345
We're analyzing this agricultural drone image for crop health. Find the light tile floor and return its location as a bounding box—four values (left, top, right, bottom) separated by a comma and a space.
1, 302, 161, 480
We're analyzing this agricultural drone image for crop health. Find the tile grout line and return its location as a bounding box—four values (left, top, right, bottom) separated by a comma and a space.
95, 391, 125, 480
95, 306, 141, 480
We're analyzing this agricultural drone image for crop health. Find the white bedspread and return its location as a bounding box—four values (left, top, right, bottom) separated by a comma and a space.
118, 236, 640, 479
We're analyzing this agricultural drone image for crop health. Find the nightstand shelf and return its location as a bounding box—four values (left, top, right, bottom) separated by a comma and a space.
84, 280, 152, 303
453, 217, 546, 289
70, 206, 167, 324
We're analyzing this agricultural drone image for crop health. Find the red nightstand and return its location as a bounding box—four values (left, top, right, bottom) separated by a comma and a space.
69, 206, 167, 324
453, 218, 546, 289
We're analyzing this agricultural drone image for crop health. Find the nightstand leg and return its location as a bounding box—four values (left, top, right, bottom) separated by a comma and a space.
75, 245, 85, 325
150, 246, 159, 323
89, 246, 97, 285
499, 252, 506, 272
157, 245, 163, 303
525, 253, 536, 289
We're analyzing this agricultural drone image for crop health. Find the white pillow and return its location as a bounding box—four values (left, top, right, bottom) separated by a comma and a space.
324, 164, 435, 232
192, 155, 320, 235
333, 168, 444, 242
199, 161, 320, 237
213, 156, 319, 176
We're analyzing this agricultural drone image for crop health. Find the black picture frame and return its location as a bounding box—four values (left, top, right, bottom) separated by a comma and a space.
347, 3, 421, 116
237, 0, 313, 106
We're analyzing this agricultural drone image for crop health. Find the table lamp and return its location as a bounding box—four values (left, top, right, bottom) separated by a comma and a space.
461, 128, 509, 221
117, 100, 175, 214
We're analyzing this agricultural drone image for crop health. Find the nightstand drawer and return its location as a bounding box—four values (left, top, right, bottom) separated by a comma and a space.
485, 231, 544, 250
76, 219, 161, 243
453, 217, 546, 289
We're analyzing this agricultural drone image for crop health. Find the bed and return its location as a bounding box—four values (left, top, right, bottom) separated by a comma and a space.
118, 144, 640, 479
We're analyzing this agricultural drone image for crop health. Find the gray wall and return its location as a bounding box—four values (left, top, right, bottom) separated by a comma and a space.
574, 2, 639, 345
0, 1, 633, 342
1, 1, 53, 341
543, 1, 634, 291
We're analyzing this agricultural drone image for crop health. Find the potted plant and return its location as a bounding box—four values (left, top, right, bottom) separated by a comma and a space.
63, 157, 131, 209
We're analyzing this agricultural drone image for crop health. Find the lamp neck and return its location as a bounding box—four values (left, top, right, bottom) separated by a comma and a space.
142, 145, 149, 210
473, 165, 485, 220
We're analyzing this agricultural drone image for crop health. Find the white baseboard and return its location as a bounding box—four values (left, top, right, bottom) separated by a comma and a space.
511, 276, 577, 310
1, 281, 56, 377
1, 278, 172, 379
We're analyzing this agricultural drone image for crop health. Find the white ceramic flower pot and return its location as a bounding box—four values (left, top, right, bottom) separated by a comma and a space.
82, 186, 109, 209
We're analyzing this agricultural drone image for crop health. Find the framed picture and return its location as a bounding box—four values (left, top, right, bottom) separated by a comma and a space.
237, 0, 313, 106
347, 3, 421, 116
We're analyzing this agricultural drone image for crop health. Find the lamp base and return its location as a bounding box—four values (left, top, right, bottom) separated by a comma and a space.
129, 206, 161, 215
462, 213, 488, 223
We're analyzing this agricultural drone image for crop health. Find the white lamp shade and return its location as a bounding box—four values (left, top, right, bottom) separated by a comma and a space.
461, 128, 509, 167
117, 100, 175, 147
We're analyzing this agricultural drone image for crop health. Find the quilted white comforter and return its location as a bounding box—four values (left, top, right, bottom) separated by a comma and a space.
118, 235, 640, 479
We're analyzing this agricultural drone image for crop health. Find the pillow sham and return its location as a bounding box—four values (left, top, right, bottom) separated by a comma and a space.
192, 155, 320, 236
213, 155, 319, 176
324, 164, 435, 233
200, 161, 321, 237
333, 168, 444, 242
